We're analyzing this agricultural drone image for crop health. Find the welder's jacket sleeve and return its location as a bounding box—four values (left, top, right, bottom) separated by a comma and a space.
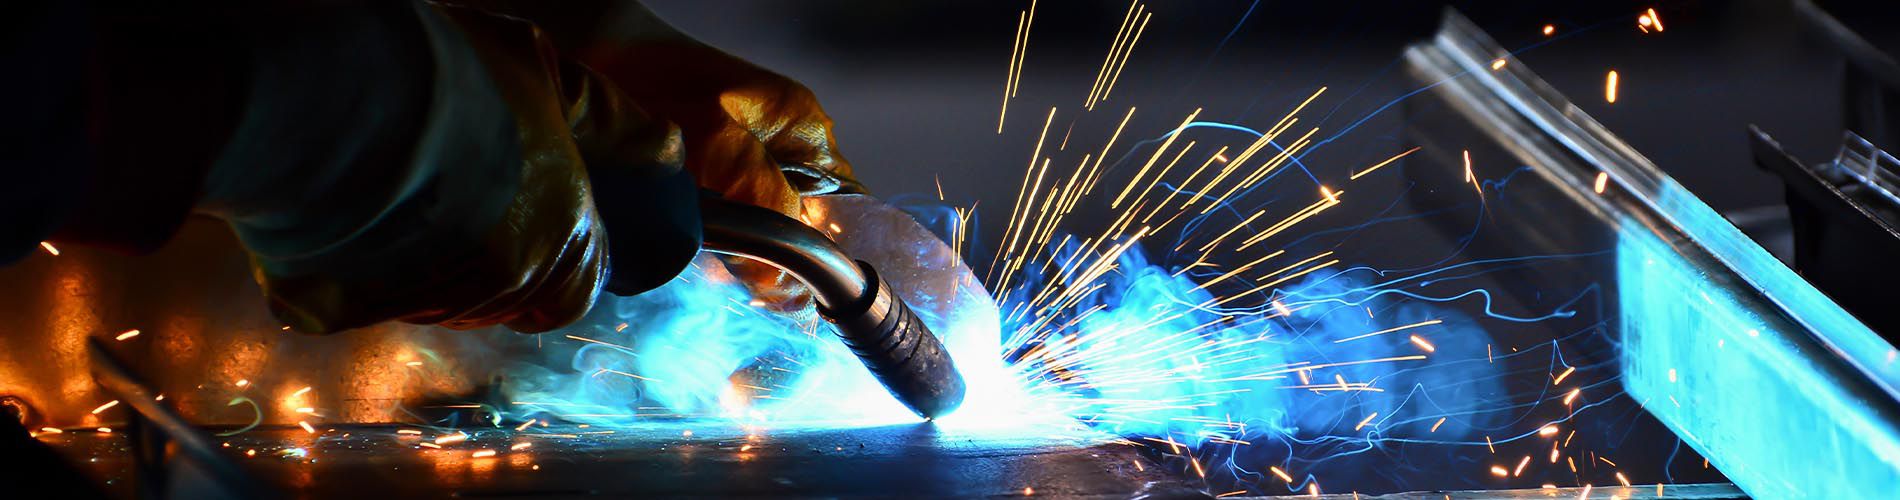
3, 1, 695, 333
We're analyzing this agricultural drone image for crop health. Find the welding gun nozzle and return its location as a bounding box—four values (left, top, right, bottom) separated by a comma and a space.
818, 263, 967, 419
697, 194, 967, 419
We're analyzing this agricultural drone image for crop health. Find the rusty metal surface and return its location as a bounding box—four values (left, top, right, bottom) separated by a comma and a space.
32, 422, 1745, 499
0, 219, 527, 428
1, 194, 988, 428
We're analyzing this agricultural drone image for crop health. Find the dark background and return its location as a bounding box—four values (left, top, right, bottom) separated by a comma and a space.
644, 0, 1898, 256
635, 0, 1900, 493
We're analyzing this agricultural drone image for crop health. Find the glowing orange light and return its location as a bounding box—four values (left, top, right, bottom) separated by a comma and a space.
90, 400, 119, 414
1605, 70, 1620, 103
1408, 335, 1437, 353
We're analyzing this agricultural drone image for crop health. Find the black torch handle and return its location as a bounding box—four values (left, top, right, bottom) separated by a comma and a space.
818, 263, 967, 419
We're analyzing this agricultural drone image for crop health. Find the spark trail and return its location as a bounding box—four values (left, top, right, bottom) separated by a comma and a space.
488, 2, 1681, 497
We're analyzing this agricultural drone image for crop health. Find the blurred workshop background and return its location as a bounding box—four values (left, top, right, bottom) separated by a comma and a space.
644, 0, 1897, 257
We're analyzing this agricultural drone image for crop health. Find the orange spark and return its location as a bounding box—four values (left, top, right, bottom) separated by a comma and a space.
1354, 412, 1379, 431
1270, 466, 1294, 483
1349, 146, 1419, 180
114, 329, 140, 341
1408, 335, 1437, 353
1605, 70, 1620, 103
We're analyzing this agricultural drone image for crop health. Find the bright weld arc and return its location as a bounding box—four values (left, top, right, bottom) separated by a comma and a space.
479, 6, 1633, 496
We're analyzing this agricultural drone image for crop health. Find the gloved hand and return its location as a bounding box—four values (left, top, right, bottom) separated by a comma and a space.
68, 2, 694, 335
16, 1, 846, 333
438, 0, 862, 316
574, 27, 862, 317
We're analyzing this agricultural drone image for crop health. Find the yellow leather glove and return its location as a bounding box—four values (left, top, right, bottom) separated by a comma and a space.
440, 1, 862, 315
595, 40, 860, 315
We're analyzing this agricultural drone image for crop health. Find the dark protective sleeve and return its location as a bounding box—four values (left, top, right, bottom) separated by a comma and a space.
1, 1, 244, 263
0, 1, 493, 267
2, 0, 703, 301
439, 0, 707, 297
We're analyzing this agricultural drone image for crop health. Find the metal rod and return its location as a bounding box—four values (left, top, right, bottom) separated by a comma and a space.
698, 196, 869, 311
87, 337, 272, 499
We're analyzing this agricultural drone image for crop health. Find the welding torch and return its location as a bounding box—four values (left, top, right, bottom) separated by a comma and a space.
591, 163, 968, 419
